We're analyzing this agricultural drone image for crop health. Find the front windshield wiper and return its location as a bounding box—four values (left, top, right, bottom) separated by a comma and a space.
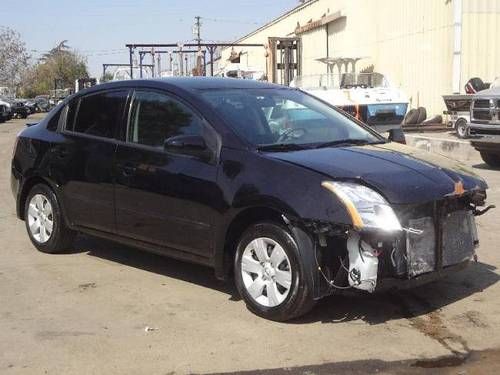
257, 143, 308, 152
314, 139, 385, 149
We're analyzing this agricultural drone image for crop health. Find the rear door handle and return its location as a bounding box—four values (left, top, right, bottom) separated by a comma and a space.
54, 146, 69, 158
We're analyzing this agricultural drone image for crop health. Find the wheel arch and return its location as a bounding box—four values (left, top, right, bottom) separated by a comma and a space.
215, 205, 289, 280
17, 176, 67, 224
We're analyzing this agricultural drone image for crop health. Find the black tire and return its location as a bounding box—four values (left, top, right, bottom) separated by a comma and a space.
234, 222, 315, 321
403, 108, 419, 125
455, 118, 469, 139
416, 107, 427, 124
480, 152, 500, 168
24, 184, 75, 254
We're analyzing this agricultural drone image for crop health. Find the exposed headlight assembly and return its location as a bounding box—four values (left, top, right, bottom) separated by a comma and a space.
322, 181, 402, 232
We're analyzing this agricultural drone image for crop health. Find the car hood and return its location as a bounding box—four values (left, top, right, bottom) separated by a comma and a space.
265, 142, 487, 204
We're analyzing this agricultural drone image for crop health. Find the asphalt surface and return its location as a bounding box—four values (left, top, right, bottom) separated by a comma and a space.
1, 114, 499, 374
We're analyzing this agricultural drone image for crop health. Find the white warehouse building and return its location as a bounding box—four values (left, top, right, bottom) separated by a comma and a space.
219, 0, 500, 117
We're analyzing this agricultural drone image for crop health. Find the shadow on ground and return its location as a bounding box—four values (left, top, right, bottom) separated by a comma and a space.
67, 234, 499, 325
69, 234, 239, 299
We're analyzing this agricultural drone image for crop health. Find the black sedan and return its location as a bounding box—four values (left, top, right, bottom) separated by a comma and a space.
11, 78, 489, 321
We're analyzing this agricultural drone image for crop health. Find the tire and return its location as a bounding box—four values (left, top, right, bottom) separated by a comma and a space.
234, 222, 315, 321
24, 184, 75, 253
403, 109, 419, 125
455, 118, 469, 139
480, 152, 500, 168
416, 107, 427, 124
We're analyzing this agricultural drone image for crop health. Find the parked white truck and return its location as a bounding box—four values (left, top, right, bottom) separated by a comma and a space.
469, 79, 500, 166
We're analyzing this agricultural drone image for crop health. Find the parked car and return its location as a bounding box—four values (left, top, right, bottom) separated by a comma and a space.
22, 99, 39, 114
10, 100, 29, 119
0, 103, 8, 122
34, 95, 51, 112
0, 97, 12, 121
469, 81, 500, 166
11, 78, 490, 321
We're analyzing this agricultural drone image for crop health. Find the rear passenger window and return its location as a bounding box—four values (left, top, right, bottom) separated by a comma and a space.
46, 106, 63, 131
68, 90, 128, 138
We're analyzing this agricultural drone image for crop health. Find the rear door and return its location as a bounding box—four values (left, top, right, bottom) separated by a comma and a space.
114, 89, 221, 257
57, 89, 129, 232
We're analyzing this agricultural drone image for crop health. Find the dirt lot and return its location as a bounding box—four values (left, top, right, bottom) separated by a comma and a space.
1, 115, 499, 374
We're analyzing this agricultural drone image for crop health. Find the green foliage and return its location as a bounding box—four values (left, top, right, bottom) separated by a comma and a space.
20, 40, 89, 97
101, 72, 114, 83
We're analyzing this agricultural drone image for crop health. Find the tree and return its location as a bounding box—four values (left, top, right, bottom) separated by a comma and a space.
20, 40, 89, 97
0, 27, 30, 91
100, 72, 114, 83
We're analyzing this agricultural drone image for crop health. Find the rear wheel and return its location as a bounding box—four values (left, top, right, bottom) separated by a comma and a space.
480, 152, 500, 168
24, 184, 75, 253
456, 118, 469, 138
234, 222, 315, 321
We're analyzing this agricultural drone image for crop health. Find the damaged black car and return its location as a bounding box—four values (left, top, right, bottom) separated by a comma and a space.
11, 78, 490, 321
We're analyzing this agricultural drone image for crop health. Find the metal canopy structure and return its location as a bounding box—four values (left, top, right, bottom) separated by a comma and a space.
102, 63, 154, 80
125, 43, 265, 79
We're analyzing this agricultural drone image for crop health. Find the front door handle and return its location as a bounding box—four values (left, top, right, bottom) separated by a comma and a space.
121, 164, 137, 177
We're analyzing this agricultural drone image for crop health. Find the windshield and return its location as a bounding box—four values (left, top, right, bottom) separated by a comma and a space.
200, 88, 381, 147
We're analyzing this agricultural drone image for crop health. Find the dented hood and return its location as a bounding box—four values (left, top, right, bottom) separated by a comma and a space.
266, 142, 487, 204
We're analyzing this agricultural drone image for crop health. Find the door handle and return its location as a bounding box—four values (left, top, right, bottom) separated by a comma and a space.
121, 164, 137, 177
54, 146, 69, 158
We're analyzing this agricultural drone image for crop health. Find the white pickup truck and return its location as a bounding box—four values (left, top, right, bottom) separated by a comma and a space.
469, 79, 500, 166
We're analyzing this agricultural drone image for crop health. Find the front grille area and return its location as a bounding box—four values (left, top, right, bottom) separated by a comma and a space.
474, 99, 490, 108
471, 97, 500, 124
393, 198, 476, 278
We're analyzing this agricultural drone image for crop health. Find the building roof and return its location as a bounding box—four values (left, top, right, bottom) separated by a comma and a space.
227, 0, 320, 46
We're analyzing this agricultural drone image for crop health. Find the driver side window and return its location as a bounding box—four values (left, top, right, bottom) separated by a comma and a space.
128, 91, 203, 150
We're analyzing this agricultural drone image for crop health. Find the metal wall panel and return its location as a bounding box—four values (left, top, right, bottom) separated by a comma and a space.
220, 0, 498, 117
461, 0, 500, 88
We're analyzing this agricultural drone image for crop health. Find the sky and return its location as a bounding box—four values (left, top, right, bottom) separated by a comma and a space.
2, 0, 298, 77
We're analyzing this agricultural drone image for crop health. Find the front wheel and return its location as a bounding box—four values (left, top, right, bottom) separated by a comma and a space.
24, 184, 75, 253
234, 222, 315, 321
480, 152, 500, 168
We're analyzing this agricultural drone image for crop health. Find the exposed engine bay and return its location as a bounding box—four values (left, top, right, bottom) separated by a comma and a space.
294, 191, 492, 297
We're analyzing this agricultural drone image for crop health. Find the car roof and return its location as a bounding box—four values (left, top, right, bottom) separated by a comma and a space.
77, 77, 288, 97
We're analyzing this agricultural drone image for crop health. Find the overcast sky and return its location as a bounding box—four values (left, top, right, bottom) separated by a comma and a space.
2, 0, 298, 76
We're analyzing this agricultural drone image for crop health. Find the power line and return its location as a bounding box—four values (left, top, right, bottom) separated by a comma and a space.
201, 17, 264, 25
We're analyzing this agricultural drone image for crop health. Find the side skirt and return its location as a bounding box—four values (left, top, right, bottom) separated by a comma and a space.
74, 226, 214, 268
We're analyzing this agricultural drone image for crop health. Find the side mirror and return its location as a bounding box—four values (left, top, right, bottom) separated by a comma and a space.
388, 128, 406, 144
164, 135, 208, 156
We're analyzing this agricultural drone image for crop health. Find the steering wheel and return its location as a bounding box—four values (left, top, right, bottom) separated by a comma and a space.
277, 127, 308, 143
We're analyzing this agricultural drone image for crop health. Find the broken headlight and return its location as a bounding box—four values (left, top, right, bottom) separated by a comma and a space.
321, 181, 402, 232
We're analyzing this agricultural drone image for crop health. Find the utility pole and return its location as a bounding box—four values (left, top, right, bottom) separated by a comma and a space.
194, 16, 201, 46
194, 16, 203, 75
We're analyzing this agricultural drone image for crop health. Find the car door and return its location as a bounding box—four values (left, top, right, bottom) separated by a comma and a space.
114, 89, 221, 258
56, 89, 129, 232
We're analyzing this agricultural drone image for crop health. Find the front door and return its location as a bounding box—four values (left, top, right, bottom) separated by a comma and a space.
114, 89, 221, 257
